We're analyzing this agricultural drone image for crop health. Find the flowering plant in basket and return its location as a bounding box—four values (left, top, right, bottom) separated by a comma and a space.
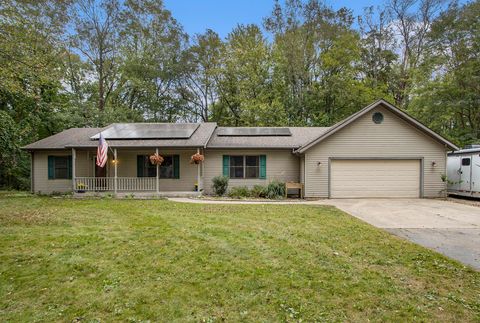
149, 153, 164, 165
190, 152, 204, 164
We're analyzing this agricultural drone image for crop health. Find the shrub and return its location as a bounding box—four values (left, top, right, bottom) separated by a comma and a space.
228, 186, 250, 198
264, 180, 285, 199
251, 185, 266, 198
212, 176, 229, 196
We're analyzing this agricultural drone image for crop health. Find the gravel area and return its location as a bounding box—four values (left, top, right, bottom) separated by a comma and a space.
447, 195, 480, 208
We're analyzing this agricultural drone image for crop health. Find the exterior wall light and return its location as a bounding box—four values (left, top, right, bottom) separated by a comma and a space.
431, 161, 437, 167
317, 161, 322, 166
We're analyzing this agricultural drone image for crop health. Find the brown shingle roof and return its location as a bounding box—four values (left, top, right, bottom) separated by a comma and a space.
22, 123, 218, 150
22, 123, 330, 151
22, 128, 104, 150
206, 127, 330, 149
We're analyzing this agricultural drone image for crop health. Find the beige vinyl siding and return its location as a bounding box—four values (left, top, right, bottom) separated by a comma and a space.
32, 150, 73, 193
114, 149, 198, 191
330, 159, 420, 198
75, 150, 93, 177
33, 149, 199, 193
304, 106, 447, 198
300, 155, 305, 184
203, 149, 299, 194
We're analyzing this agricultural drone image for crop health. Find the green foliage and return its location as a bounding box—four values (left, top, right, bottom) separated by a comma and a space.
250, 185, 267, 198
221, 182, 286, 199
408, 1, 480, 147
264, 180, 286, 199
211, 176, 229, 196
227, 186, 250, 198
0, 111, 31, 190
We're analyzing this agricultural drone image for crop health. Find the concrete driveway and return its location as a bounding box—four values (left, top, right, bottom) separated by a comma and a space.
325, 199, 480, 270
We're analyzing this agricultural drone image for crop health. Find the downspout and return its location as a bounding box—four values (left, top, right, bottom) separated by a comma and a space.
30, 151, 34, 193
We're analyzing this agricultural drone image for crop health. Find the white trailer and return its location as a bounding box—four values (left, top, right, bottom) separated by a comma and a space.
447, 145, 480, 197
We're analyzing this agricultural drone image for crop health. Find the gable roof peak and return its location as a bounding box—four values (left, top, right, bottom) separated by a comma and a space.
295, 99, 458, 153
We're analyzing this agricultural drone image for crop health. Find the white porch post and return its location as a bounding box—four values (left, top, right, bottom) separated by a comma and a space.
156, 148, 159, 194
72, 148, 76, 192
197, 148, 202, 192
114, 148, 118, 194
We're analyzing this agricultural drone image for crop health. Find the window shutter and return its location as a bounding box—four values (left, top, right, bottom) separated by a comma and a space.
173, 155, 180, 179
48, 156, 55, 179
67, 156, 73, 179
222, 155, 230, 177
259, 155, 266, 179
137, 155, 144, 177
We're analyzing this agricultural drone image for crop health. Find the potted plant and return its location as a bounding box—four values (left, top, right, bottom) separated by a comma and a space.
76, 182, 87, 193
149, 153, 164, 165
190, 152, 204, 164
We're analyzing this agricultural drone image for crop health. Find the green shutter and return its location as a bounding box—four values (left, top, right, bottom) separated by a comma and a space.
259, 155, 266, 179
222, 155, 230, 177
137, 155, 144, 177
67, 156, 73, 179
48, 156, 55, 179
173, 155, 180, 179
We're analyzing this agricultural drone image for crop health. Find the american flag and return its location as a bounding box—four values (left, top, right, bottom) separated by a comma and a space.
96, 133, 108, 168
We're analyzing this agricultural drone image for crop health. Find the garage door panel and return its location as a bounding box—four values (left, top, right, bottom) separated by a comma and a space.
331, 160, 420, 198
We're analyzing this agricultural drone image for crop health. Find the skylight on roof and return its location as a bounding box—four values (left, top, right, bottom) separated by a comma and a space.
90, 123, 199, 140
217, 127, 292, 137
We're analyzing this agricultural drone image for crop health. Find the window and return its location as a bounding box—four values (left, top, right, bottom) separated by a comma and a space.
228, 156, 261, 179
160, 156, 174, 179
230, 156, 244, 178
137, 155, 179, 179
138, 156, 157, 177
462, 158, 471, 166
48, 156, 72, 180
372, 112, 384, 124
245, 156, 259, 178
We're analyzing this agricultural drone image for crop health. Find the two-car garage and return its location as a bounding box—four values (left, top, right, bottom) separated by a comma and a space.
298, 100, 457, 199
330, 159, 421, 198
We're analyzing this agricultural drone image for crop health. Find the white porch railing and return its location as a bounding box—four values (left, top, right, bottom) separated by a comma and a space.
74, 177, 156, 191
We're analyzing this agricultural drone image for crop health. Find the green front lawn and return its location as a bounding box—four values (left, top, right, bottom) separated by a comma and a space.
0, 195, 479, 322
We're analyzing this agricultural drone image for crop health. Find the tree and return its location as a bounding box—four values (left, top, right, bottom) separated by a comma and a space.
117, 0, 187, 122
358, 6, 398, 93
213, 24, 283, 126
178, 29, 223, 122
71, 0, 121, 112
0, 0, 73, 189
265, 0, 378, 125
409, 0, 480, 146
386, 0, 448, 108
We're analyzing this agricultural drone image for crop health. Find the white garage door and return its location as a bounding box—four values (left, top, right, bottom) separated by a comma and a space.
331, 159, 420, 198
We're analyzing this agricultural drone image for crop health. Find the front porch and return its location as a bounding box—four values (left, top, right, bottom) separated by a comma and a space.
71, 148, 204, 195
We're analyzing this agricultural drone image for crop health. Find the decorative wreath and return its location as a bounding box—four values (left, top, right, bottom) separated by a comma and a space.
149, 153, 164, 165
190, 152, 204, 164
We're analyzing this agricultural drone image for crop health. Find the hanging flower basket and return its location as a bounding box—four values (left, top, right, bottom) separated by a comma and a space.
190, 152, 204, 164
149, 153, 164, 165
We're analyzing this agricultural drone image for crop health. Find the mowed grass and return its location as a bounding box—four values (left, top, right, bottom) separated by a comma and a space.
0, 195, 479, 322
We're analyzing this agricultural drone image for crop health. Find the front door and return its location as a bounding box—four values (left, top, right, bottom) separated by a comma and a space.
95, 163, 106, 177
460, 157, 472, 191
94, 157, 107, 191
